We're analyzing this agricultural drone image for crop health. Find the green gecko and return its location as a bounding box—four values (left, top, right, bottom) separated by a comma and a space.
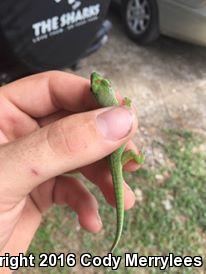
91, 72, 145, 253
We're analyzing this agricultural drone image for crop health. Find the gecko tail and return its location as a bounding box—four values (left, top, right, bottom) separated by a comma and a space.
109, 216, 124, 253
110, 243, 117, 254
110, 236, 121, 253
108, 147, 125, 254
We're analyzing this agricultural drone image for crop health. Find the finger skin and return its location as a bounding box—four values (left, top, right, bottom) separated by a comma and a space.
1, 71, 97, 118
0, 95, 39, 140
0, 199, 26, 251
0, 107, 137, 209
0, 197, 41, 270
54, 176, 102, 233
37, 110, 71, 127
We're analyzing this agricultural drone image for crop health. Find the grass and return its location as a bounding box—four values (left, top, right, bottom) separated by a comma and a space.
23, 129, 206, 273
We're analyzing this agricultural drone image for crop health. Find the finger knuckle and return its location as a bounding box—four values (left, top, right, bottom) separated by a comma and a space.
46, 117, 95, 157
46, 119, 71, 156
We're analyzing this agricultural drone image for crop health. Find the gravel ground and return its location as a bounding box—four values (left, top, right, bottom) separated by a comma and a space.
71, 10, 206, 164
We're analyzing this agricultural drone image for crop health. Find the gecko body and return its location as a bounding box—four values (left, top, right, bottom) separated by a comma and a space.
91, 72, 144, 253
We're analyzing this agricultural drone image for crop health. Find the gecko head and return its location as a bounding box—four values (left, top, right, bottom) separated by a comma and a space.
91, 72, 118, 107
91, 72, 111, 96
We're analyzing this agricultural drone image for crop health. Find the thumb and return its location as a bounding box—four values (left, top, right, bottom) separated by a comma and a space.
0, 106, 137, 207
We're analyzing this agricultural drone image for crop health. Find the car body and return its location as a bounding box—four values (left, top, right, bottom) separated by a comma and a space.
113, 0, 206, 46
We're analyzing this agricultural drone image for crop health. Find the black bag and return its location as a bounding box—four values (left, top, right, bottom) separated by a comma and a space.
0, 0, 110, 82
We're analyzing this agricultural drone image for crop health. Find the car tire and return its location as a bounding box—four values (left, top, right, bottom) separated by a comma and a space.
122, 0, 159, 44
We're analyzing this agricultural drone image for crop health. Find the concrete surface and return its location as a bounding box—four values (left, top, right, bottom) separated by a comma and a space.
71, 10, 206, 165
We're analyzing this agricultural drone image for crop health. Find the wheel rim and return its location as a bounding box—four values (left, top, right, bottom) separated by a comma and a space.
126, 0, 151, 35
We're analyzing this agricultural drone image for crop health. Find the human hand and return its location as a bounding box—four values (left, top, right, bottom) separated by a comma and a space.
0, 71, 138, 258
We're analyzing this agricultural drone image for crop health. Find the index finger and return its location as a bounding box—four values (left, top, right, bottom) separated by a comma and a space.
0, 71, 97, 118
